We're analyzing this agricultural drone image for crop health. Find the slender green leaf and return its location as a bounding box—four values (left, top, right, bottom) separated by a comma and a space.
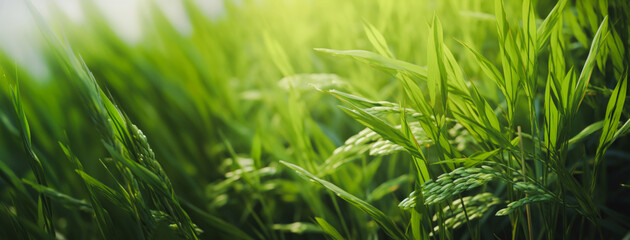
315, 48, 427, 79
315, 217, 345, 240
281, 161, 407, 240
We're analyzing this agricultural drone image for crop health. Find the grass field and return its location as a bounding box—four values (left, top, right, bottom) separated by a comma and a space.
1, 0, 629, 239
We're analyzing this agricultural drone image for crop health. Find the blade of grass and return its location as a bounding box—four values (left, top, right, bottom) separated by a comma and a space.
315, 48, 427, 79
315, 217, 345, 240
280, 161, 407, 240
22, 179, 92, 212
10, 83, 55, 236
536, 0, 568, 51
591, 70, 627, 192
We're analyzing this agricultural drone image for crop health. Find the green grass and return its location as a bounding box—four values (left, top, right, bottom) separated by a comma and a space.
1, 0, 629, 239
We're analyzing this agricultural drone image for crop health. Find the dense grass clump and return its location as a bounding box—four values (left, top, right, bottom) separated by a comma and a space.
1, 0, 629, 239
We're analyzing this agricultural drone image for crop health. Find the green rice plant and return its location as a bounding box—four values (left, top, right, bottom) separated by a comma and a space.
282, 0, 630, 238
0, 0, 628, 239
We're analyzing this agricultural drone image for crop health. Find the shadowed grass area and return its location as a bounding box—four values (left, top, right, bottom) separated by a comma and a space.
1, 0, 629, 239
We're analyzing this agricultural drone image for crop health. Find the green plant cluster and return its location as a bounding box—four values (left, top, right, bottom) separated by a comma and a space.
1, 0, 629, 239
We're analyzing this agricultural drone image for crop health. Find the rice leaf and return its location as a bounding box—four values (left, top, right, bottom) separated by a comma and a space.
281, 161, 407, 240
363, 21, 394, 58
592, 70, 628, 191
263, 32, 294, 76
75, 170, 130, 212
612, 118, 630, 140
22, 179, 92, 212
10, 83, 55, 236
315, 48, 427, 79
456, 40, 505, 92
315, 217, 345, 240
567, 121, 604, 146
367, 174, 410, 202
0, 160, 31, 199
179, 199, 254, 240
430, 148, 501, 166
336, 102, 424, 159
272, 222, 324, 234
574, 16, 609, 111
427, 15, 448, 115
536, 0, 568, 51
522, 0, 537, 78
327, 89, 397, 109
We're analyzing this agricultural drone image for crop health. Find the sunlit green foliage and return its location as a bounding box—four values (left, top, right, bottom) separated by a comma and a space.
1, 0, 629, 239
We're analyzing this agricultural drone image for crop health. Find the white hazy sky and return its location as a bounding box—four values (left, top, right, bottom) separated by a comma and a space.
0, 0, 225, 79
